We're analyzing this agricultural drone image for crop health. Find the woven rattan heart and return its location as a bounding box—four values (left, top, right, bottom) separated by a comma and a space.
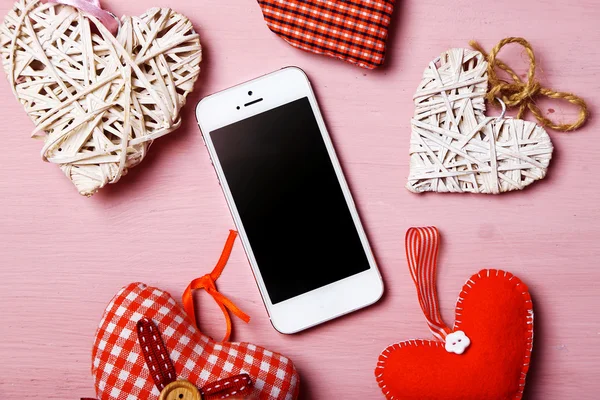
0, 0, 201, 196
406, 48, 553, 194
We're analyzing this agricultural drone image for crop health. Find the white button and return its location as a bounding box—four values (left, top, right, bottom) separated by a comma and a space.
445, 331, 470, 354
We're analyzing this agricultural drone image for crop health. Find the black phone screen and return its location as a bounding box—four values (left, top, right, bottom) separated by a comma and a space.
210, 97, 370, 304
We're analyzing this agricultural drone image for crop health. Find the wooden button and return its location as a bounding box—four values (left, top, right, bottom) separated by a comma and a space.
158, 380, 202, 400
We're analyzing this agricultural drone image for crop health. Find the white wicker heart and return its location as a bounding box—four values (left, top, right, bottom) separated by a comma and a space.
0, 0, 201, 196
407, 48, 553, 194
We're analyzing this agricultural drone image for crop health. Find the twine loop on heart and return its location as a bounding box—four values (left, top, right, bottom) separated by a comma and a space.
407, 47, 554, 194
470, 37, 589, 132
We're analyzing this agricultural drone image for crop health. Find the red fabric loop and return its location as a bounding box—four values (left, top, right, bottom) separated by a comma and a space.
182, 230, 250, 342
405, 227, 452, 341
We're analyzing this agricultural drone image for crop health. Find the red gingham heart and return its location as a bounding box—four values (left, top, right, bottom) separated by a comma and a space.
258, 0, 396, 69
91, 283, 300, 400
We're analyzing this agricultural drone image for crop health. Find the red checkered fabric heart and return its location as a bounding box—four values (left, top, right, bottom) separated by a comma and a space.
258, 0, 396, 69
91, 283, 300, 399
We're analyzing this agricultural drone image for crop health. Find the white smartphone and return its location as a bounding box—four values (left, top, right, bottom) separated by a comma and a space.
195, 67, 384, 334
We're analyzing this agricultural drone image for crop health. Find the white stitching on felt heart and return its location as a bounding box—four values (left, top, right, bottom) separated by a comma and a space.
407, 48, 553, 194
453, 269, 534, 399
375, 269, 535, 400
0, 0, 201, 196
376, 340, 443, 400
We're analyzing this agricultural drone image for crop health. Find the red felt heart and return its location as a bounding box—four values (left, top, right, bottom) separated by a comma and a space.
376, 269, 533, 400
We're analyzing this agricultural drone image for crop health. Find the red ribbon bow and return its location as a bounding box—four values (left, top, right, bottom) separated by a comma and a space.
182, 230, 251, 342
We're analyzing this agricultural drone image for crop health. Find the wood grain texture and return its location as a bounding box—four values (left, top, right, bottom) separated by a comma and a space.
0, 0, 599, 399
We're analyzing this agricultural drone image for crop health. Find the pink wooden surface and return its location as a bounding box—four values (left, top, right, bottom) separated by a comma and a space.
0, 0, 599, 398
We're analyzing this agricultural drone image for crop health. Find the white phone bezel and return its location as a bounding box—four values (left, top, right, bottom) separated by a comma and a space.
195, 67, 384, 334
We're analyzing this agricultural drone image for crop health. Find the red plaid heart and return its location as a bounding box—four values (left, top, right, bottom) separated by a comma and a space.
258, 0, 396, 69
91, 283, 300, 399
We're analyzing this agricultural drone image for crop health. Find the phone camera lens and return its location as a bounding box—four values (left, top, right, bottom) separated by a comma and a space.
248, 91, 253, 96
236, 106, 240, 110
